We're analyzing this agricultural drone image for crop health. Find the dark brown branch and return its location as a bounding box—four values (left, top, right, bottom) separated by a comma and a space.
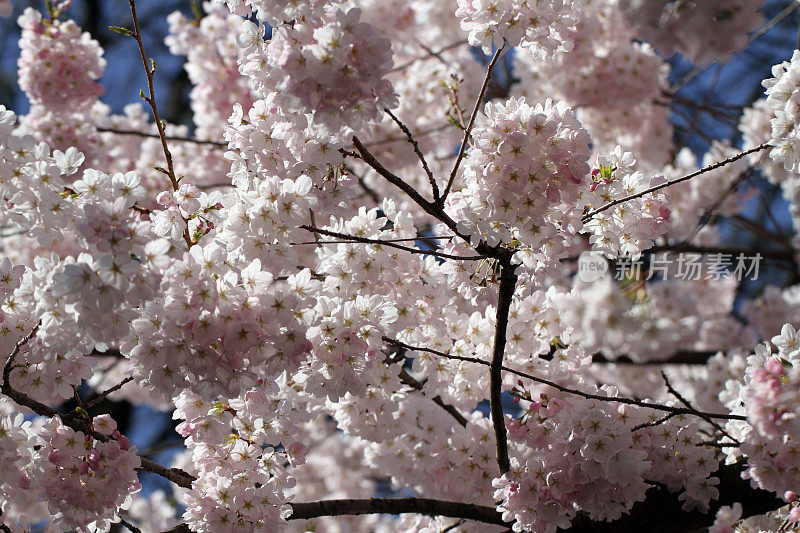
490, 257, 517, 474
3, 323, 39, 389
582, 143, 770, 223
137, 458, 195, 488
95, 127, 226, 147
631, 412, 680, 432
0, 509, 11, 533
441, 41, 507, 206
85, 376, 134, 408
351, 136, 500, 260
382, 338, 747, 422
661, 371, 740, 444
397, 366, 468, 427
590, 351, 718, 365
645, 243, 793, 261
390, 40, 468, 72
562, 461, 784, 533
384, 108, 439, 200
3, 329, 196, 490
299, 225, 484, 261
288, 497, 508, 527
127, 0, 178, 191
127, 0, 192, 248
118, 517, 142, 533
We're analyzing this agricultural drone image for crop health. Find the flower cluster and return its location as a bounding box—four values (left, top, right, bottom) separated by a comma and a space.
449, 97, 590, 272
124, 247, 312, 399
217, 0, 339, 27
29, 416, 141, 533
563, 276, 704, 362
237, 7, 396, 134
582, 147, 671, 258
0, 411, 44, 530
495, 380, 720, 532
619, 0, 764, 64
3, 2, 799, 533
174, 388, 301, 532
223, 96, 345, 185
511, 0, 672, 171
738, 324, 800, 497
762, 50, 800, 173
0, 258, 24, 325
166, 3, 254, 140
455, 0, 585, 59
17, 8, 105, 113
0, 106, 82, 246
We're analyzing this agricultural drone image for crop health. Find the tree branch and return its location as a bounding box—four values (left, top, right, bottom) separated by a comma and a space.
440, 41, 507, 206
298, 225, 484, 261
383, 108, 439, 201
489, 256, 517, 474
85, 376, 134, 408
350, 136, 500, 260
582, 143, 770, 223
562, 462, 784, 533
661, 371, 740, 443
397, 366, 468, 427
118, 517, 142, 533
127, 0, 192, 248
95, 126, 226, 147
127, 0, 178, 191
288, 497, 508, 527
3, 328, 196, 491
382, 338, 747, 422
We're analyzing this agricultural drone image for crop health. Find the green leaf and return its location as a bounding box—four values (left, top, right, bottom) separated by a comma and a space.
108, 25, 133, 36
191, 0, 203, 21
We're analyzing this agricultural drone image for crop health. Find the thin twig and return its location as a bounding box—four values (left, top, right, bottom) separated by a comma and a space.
95, 127, 226, 147
296, 235, 454, 244
384, 108, 439, 200
85, 376, 135, 408
397, 366, 468, 427
126, 0, 192, 247
661, 371, 741, 443
389, 40, 468, 72
3, 323, 39, 387
582, 143, 770, 223
4, 343, 196, 492
298, 225, 484, 261
440, 41, 507, 206
127, 0, 178, 191
72, 385, 84, 408
631, 412, 680, 432
351, 136, 499, 259
382, 337, 748, 422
